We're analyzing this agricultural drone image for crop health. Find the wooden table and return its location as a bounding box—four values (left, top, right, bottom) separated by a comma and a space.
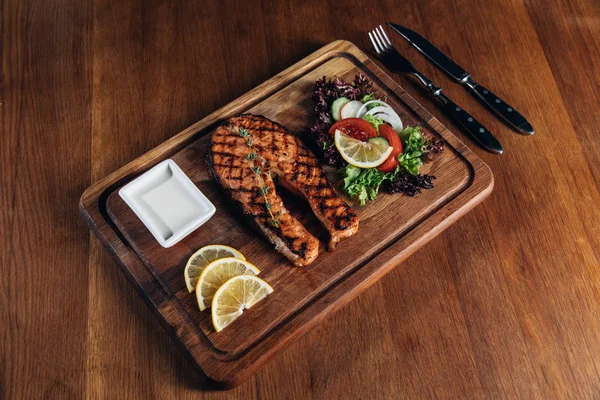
2, 0, 599, 398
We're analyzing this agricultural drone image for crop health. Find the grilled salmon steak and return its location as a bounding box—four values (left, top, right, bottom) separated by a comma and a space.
208, 114, 359, 266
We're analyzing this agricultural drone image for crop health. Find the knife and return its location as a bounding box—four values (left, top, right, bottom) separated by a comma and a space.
388, 23, 534, 135
369, 26, 503, 154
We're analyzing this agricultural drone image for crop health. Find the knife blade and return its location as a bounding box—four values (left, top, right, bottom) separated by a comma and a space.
388, 22, 534, 135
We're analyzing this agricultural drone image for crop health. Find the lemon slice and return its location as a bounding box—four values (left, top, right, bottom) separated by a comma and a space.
196, 257, 260, 311
212, 275, 274, 332
184, 245, 245, 293
334, 130, 393, 168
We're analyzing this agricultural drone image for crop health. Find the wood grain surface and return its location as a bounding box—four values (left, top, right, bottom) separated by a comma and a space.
2, 0, 600, 398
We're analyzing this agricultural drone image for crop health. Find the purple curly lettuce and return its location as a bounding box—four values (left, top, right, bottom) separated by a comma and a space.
307, 74, 374, 166
422, 135, 445, 162
388, 172, 436, 197
351, 74, 374, 99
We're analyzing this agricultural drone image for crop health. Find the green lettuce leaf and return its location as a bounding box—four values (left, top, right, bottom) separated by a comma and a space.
363, 114, 384, 132
397, 153, 423, 175
397, 126, 428, 175
360, 94, 377, 103
342, 165, 361, 187
341, 166, 396, 206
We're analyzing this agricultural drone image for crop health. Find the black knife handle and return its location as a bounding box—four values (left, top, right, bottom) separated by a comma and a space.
432, 90, 503, 154
464, 78, 534, 135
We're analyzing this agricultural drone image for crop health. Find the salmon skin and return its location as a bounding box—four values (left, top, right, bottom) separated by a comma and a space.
208, 114, 359, 266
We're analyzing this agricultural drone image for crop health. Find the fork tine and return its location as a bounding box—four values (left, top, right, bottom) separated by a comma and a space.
378, 25, 393, 47
373, 28, 387, 52
368, 31, 381, 55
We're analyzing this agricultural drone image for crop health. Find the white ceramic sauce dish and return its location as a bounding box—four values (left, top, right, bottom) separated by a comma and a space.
119, 159, 215, 248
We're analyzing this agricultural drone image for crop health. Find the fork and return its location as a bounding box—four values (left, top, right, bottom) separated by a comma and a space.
369, 25, 503, 154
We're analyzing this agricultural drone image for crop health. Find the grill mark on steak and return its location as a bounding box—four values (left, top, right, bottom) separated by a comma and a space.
210, 151, 242, 157
208, 114, 359, 266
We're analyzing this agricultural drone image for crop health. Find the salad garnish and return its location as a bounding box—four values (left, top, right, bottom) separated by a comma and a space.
307, 74, 444, 205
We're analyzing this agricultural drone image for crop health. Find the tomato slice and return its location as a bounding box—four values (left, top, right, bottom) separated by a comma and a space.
328, 118, 377, 141
377, 155, 398, 173
378, 124, 403, 157
377, 124, 403, 172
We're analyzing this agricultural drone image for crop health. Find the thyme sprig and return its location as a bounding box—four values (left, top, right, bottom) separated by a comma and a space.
239, 127, 281, 227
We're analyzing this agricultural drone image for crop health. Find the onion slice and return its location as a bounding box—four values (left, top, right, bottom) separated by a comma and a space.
340, 100, 363, 120
358, 101, 403, 132
365, 106, 397, 117
356, 100, 389, 118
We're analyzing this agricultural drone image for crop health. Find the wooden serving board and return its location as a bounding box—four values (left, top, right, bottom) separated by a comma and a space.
80, 40, 493, 389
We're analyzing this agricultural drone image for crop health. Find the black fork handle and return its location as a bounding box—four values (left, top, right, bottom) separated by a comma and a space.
410, 72, 503, 154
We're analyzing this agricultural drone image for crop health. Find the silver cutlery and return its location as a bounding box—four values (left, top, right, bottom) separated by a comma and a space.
388, 23, 534, 135
368, 25, 503, 154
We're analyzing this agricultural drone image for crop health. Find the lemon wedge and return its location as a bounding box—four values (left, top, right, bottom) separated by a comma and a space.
196, 257, 260, 311
334, 130, 393, 168
211, 275, 273, 332
184, 245, 245, 293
